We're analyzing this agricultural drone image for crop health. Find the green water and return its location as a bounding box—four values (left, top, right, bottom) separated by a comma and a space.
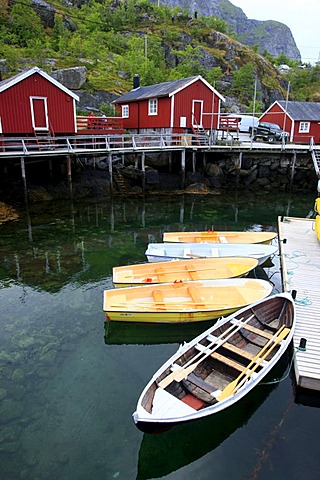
0, 191, 320, 480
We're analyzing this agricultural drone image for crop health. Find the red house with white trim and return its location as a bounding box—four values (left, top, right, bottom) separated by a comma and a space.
113, 75, 225, 134
0, 67, 79, 137
259, 100, 320, 144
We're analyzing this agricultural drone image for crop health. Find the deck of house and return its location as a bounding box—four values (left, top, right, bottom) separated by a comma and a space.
278, 215, 320, 391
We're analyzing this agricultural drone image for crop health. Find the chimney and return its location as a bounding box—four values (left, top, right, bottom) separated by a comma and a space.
133, 74, 140, 89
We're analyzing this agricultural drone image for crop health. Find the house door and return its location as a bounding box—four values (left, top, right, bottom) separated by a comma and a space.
192, 100, 203, 128
30, 97, 48, 131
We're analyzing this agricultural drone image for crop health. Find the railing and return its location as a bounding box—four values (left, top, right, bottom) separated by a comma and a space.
310, 137, 320, 177
219, 117, 240, 131
76, 116, 124, 134
0, 133, 209, 157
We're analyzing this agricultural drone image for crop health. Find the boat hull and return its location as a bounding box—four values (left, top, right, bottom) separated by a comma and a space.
103, 278, 273, 324
112, 257, 258, 287
145, 242, 278, 266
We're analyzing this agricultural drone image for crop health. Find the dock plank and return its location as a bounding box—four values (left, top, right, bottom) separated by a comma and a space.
278, 216, 320, 391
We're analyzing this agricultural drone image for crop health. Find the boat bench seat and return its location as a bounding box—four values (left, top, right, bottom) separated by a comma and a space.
185, 263, 200, 280
155, 267, 166, 282
210, 352, 245, 372
188, 286, 205, 307
186, 373, 221, 398
231, 319, 273, 339
222, 342, 255, 361
152, 290, 166, 310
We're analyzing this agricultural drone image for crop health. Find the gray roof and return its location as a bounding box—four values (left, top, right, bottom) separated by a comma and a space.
278, 100, 320, 121
114, 76, 202, 103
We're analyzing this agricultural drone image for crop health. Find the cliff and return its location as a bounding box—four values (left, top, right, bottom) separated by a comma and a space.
156, 0, 301, 61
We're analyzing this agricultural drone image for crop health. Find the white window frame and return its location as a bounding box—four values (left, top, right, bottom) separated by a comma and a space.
299, 121, 310, 133
122, 105, 129, 118
148, 98, 158, 116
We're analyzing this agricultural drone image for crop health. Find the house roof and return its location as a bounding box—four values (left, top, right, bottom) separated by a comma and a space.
114, 75, 225, 103
278, 100, 320, 121
0, 66, 79, 101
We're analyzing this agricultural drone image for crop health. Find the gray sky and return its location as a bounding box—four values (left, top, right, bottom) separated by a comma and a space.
230, 0, 320, 64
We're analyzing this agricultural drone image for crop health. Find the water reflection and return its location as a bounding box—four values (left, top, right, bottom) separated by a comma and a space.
136, 355, 291, 480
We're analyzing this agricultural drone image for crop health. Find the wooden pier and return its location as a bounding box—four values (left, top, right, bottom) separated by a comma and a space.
278, 215, 320, 391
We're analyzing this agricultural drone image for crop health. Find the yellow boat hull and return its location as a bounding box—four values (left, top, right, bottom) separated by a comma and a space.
315, 215, 320, 241
163, 231, 277, 244
103, 278, 273, 324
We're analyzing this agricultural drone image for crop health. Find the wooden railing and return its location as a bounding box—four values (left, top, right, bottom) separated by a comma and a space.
219, 117, 240, 131
76, 116, 124, 134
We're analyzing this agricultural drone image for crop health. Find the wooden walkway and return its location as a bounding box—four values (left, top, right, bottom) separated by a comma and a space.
278, 215, 320, 391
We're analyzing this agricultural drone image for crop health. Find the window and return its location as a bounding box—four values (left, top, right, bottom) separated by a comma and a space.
122, 105, 129, 118
148, 99, 158, 116
299, 122, 310, 133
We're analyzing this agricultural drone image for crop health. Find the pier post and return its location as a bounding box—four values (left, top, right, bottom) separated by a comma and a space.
203, 152, 207, 169
168, 151, 172, 173
236, 152, 243, 188
141, 151, 145, 192
192, 151, 196, 172
181, 149, 186, 188
20, 157, 28, 203
290, 152, 296, 191
66, 155, 73, 198
108, 153, 113, 193
134, 153, 139, 169
48, 158, 53, 179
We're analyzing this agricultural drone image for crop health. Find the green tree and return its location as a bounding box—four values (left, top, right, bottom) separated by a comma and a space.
10, 0, 45, 47
233, 63, 255, 102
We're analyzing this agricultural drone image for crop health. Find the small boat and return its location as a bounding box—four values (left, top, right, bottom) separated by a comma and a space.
132, 292, 295, 433
103, 278, 273, 323
145, 242, 278, 266
163, 231, 277, 244
112, 257, 258, 287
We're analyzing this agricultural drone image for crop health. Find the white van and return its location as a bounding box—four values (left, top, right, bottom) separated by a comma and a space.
224, 114, 259, 134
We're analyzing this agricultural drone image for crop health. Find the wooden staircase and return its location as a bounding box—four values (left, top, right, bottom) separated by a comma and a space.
113, 168, 130, 194
191, 126, 208, 146
34, 130, 56, 151
311, 149, 320, 177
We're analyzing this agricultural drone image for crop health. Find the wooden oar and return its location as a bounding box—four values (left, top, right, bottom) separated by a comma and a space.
158, 314, 254, 389
217, 325, 290, 402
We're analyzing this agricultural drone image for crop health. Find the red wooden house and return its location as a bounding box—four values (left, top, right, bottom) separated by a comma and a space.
259, 101, 320, 144
0, 66, 79, 137
113, 75, 225, 134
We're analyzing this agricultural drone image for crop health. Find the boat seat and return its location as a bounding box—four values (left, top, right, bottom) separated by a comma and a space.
211, 248, 220, 257
231, 319, 273, 339
155, 267, 166, 282
185, 263, 200, 280
221, 342, 255, 361
186, 373, 217, 394
219, 236, 228, 243
152, 290, 166, 310
210, 352, 245, 372
188, 286, 205, 307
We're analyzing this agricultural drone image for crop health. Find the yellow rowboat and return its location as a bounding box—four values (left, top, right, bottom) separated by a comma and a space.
103, 278, 273, 323
112, 257, 259, 288
163, 231, 277, 244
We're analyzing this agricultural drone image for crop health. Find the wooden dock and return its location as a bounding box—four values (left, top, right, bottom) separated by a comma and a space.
278, 215, 320, 391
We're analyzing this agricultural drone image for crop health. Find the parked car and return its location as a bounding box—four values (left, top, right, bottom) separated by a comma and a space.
253, 122, 290, 142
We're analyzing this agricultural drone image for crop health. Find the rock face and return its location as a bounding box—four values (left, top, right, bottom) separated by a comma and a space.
50, 67, 87, 90
31, 0, 56, 28
155, 0, 301, 61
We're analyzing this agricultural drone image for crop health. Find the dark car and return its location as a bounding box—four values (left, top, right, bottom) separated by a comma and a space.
253, 122, 289, 143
